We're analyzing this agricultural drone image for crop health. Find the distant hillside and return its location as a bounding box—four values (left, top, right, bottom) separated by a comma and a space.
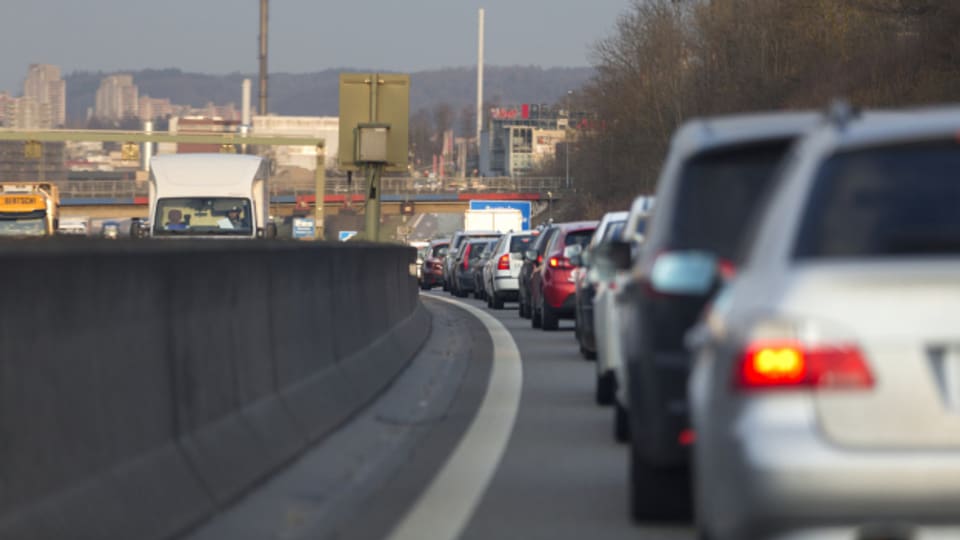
64, 66, 594, 121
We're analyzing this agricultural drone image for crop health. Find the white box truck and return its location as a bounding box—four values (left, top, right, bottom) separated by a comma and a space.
464, 208, 523, 233
148, 154, 275, 239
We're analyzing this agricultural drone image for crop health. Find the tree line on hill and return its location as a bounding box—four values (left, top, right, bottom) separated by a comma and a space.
553, 0, 960, 219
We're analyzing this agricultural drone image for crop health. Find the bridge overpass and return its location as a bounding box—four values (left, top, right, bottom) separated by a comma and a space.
55, 177, 569, 219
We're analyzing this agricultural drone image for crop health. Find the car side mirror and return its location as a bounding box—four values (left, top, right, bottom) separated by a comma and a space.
564, 244, 584, 267
525, 249, 539, 264
649, 251, 719, 296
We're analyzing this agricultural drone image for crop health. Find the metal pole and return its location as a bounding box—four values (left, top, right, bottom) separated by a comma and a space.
476, 8, 484, 146
364, 163, 383, 241
565, 90, 572, 189
142, 120, 153, 172
363, 74, 382, 241
314, 144, 326, 240
258, 0, 268, 115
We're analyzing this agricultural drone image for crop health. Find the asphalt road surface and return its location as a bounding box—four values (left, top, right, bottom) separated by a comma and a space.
182, 291, 696, 540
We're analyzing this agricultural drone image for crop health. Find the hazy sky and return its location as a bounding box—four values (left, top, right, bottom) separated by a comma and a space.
0, 0, 629, 93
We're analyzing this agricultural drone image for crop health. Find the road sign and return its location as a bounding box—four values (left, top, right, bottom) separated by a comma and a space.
292, 217, 315, 240
339, 230, 358, 242
469, 200, 532, 230
339, 73, 410, 171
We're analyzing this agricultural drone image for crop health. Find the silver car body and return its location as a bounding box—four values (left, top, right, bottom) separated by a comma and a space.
690, 107, 960, 539
482, 231, 537, 301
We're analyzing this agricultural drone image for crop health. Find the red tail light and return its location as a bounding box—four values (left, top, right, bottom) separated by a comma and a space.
717, 258, 737, 281
736, 340, 874, 390
536, 254, 543, 264
678, 429, 696, 446
497, 253, 510, 270
548, 256, 573, 269
462, 244, 471, 270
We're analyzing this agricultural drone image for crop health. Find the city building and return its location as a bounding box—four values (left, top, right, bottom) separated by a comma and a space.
0, 92, 14, 126
167, 116, 241, 154
23, 64, 66, 127
4, 96, 49, 130
138, 96, 174, 121
95, 75, 139, 121
479, 104, 576, 177
251, 116, 338, 170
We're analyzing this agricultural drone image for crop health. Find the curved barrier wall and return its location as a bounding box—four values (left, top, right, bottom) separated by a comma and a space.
0, 240, 428, 540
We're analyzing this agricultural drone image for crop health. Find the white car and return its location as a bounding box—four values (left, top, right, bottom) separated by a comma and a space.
481, 231, 538, 309
689, 105, 960, 539
601, 200, 652, 442
593, 207, 650, 436
573, 211, 629, 360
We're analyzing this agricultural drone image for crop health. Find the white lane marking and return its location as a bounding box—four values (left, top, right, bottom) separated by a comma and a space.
385, 294, 523, 540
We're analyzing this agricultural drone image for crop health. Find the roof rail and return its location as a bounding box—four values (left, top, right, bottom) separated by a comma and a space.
826, 99, 860, 129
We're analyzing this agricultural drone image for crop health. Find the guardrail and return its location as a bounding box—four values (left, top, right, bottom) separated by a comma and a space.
53, 177, 572, 201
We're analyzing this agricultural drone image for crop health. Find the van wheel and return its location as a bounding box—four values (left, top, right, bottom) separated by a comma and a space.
615, 402, 630, 443
541, 298, 559, 331
596, 371, 615, 405
531, 305, 542, 328
630, 445, 692, 522
492, 292, 504, 310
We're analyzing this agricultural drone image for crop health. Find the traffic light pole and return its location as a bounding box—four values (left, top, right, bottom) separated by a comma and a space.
314, 145, 326, 240
363, 162, 384, 242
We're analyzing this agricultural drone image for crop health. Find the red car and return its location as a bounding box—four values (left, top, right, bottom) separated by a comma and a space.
529, 221, 598, 330
419, 239, 450, 290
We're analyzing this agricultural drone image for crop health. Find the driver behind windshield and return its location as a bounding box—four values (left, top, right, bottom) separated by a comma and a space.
166, 209, 187, 231
219, 206, 248, 229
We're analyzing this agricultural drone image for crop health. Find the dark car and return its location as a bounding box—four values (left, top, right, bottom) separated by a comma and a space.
518, 223, 560, 319
617, 112, 820, 522
472, 238, 498, 300
573, 211, 629, 359
444, 230, 500, 295
450, 237, 497, 298
529, 221, 598, 330
420, 239, 450, 290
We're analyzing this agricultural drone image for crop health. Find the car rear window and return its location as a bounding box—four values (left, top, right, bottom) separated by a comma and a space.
670, 140, 793, 259
635, 217, 647, 235
794, 139, 960, 258
430, 244, 448, 257
509, 235, 535, 253
603, 221, 626, 242
564, 229, 595, 249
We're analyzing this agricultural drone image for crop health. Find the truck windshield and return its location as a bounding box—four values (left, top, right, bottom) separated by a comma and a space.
0, 218, 46, 237
154, 197, 253, 236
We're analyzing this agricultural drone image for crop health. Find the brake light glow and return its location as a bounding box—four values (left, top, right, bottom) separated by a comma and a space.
463, 244, 472, 270
737, 340, 874, 390
548, 257, 573, 270
718, 258, 737, 281
678, 429, 696, 446
497, 253, 510, 270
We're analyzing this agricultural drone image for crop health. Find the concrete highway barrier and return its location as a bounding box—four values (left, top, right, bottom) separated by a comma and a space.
0, 240, 428, 540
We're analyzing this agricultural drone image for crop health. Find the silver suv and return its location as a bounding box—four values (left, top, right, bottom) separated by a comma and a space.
689, 105, 960, 540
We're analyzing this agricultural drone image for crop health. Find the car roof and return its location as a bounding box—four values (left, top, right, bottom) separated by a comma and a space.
671, 111, 821, 158
553, 220, 600, 232
817, 106, 960, 151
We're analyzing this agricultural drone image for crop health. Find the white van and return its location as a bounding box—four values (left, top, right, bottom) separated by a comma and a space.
148, 154, 274, 239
